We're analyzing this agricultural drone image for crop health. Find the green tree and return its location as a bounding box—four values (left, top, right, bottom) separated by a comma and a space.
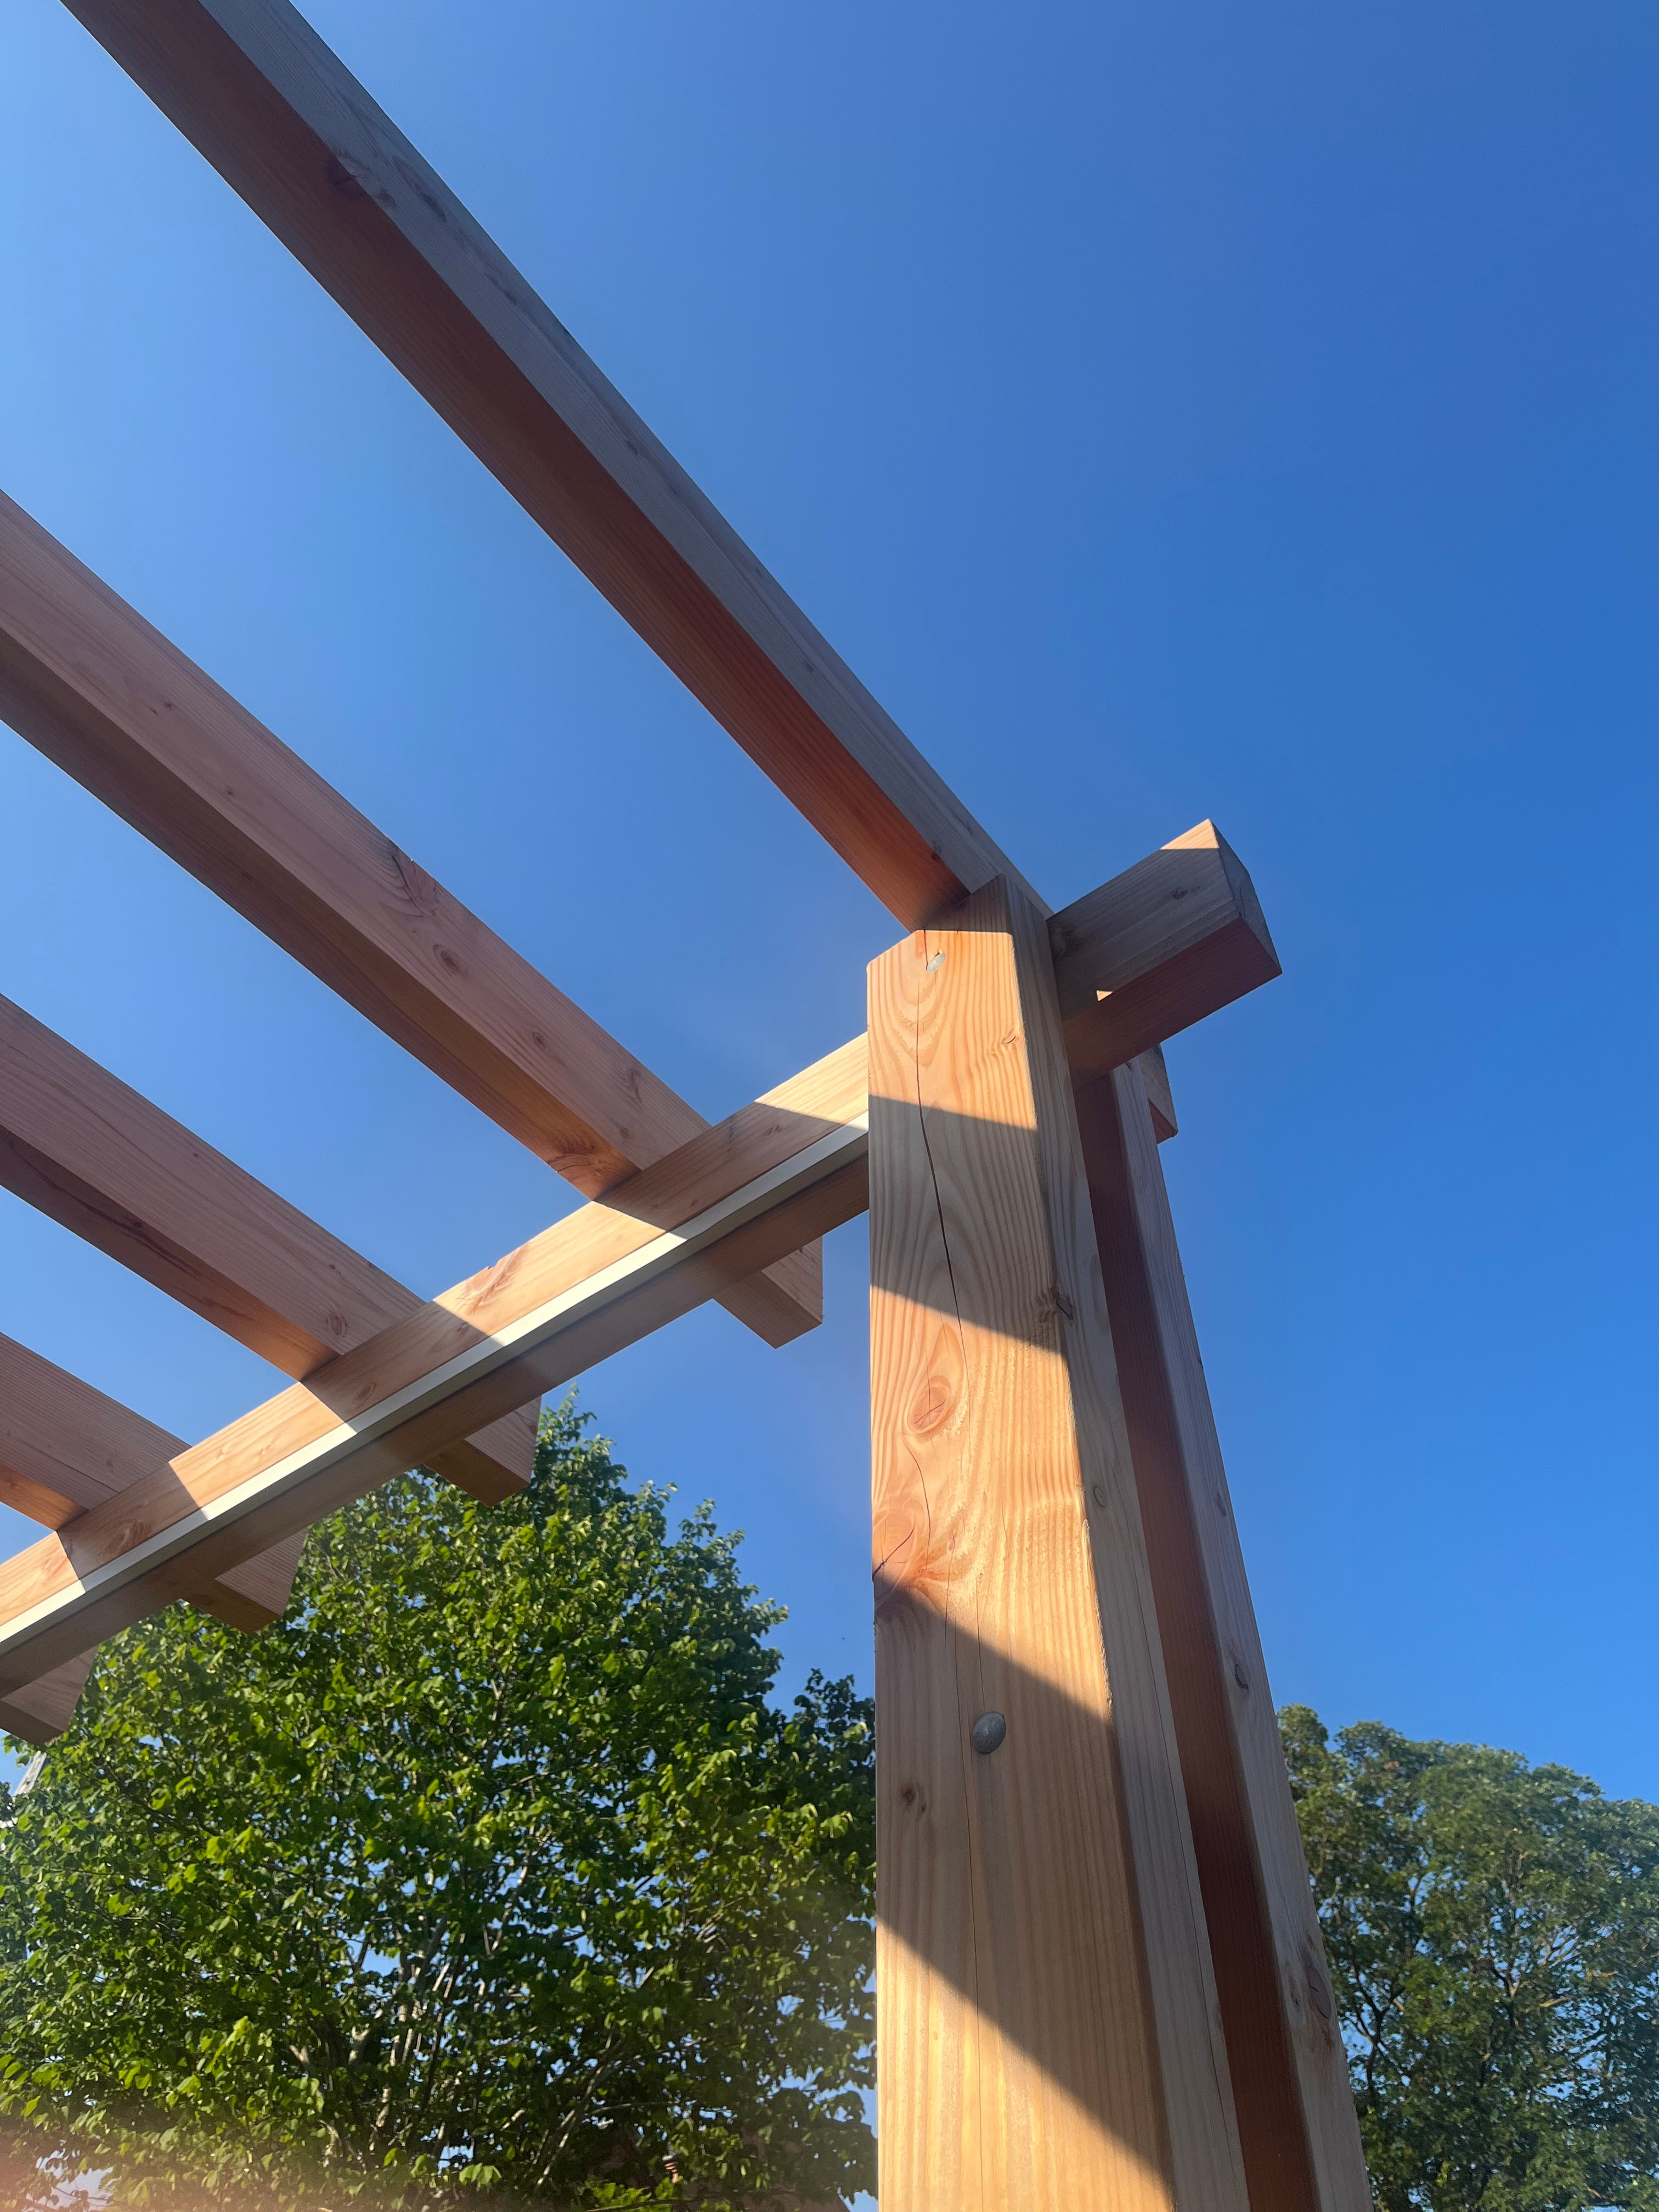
1283, 1705, 1659, 2212
0, 1403, 874, 2210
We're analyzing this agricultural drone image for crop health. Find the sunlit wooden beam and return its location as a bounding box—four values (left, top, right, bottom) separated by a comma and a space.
1049, 821, 1281, 1084
54, 0, 1034, 930
0, 1041, 869, 1692
0, 490, 819, 1347
0, 1331, 304, 1742
0, 994, 537, 1504
868, 882, 1249, 2207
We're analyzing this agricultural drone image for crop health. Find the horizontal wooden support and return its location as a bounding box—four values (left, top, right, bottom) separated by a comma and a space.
869, 883, 1249, 2207
0, 1333, 304, 1741
0, 1650, 95, 1748
57, 0, 1034, 930
0, 1041, 870, 1692
1049, 821, 1280, 1084
0, 992, 537, 1505
0, 809, 1259, 1720
0, 489, 819, 1348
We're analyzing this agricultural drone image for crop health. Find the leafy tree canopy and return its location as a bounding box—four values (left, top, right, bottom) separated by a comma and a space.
0, 1404, 874, 2210
1283, 1705, 1659, 2212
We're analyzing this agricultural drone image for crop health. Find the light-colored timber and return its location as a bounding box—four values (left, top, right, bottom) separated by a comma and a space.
0, 1650, 95, 1748
0, 490, 819, 1348
0, 993, 537, 1504
1072, 1058, 1372, 2211
1050, 821, 1280, 1082
55, 0, 1037, 930
0, 835, 1258, 1719
867, 879, 1248, 2211
1, 1330, 300, 1631
0, 1333, 304, 1737
0, 1041, 870, 1693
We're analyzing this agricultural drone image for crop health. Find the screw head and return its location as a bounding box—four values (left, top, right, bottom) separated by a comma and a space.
970, 1711, 1007, 1756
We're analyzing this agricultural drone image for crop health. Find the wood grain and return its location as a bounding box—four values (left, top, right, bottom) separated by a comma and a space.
1050, 822, 1280, 1083
1073, 1059, 1372, 2212
0, 1041, 870, 1691
0, 992, 537, 1503
0, 489, 817, 1346
55, 0, 1035, 930
868, 882, 1246, 2210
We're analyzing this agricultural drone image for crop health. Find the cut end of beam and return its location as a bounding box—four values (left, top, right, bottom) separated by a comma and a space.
1051, 820, 1282, 1080
0, 1649, 95, 1747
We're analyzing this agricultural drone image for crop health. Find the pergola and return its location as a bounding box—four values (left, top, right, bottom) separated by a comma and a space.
0, 5, 1373, 2205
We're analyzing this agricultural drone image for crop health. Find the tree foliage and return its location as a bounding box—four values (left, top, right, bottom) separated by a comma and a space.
1283, 1705, 1659, 2211
0, 1404, 874, 2210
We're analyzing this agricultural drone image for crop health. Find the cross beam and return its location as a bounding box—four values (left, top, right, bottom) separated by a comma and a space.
0, 489, 820, 1347
0, 824, 1251, 1703
0, 1042, 869, 1692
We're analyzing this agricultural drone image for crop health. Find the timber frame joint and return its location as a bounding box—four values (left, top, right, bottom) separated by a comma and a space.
2, 9, 1370, 2204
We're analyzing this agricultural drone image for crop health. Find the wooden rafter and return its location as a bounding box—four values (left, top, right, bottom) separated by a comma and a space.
0, 1041, 869, 1694
56, 0, 1034, 929
0, 1333, 305, 1743
0, 992, 536, 1504
0, 1330, 303, 1631
0, 489, 820, 1349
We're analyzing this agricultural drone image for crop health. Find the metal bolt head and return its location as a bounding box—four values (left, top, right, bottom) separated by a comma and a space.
970, 1711, 1007, 1756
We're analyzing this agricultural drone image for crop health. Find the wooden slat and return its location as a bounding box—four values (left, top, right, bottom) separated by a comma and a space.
0, 490, 818, 1347
0, 1040, 870, 1690
867, 881, 1247, 2210
1071, 1059, 1371, 2211
54, 0, 1036, 930
0, 992, 537, 1505
1049, 821, 1280, 1082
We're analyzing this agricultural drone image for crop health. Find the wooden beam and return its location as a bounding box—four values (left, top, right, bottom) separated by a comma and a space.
0, 1333, 303, 1743
0, 992, 537, 1506
0, 1330, 304, 1632
1142, 1040, 1179, 1144
0, 1040, 870, 1691
1050, 821, 1280, 1084
1070, 1059, 1370, 2211
867, 880, 1247, 2210
0, 490, 818, 1348
0, 1651, 95, 1748
54, 0, 1035, 929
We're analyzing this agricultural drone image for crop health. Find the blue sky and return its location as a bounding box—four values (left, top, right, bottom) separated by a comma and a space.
2, 0, 1655, 1808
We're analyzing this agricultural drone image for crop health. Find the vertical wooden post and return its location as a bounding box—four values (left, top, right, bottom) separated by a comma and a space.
1072, 1059, 1372, 2212
868, 879, 1249, 2211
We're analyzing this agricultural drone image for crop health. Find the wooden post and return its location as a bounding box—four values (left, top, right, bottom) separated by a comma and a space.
868, 879, 1249, 2211
1072, 1059, 1372, 2212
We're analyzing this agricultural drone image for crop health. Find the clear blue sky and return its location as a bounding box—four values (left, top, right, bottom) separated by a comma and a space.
2, 0, 1655, 1802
